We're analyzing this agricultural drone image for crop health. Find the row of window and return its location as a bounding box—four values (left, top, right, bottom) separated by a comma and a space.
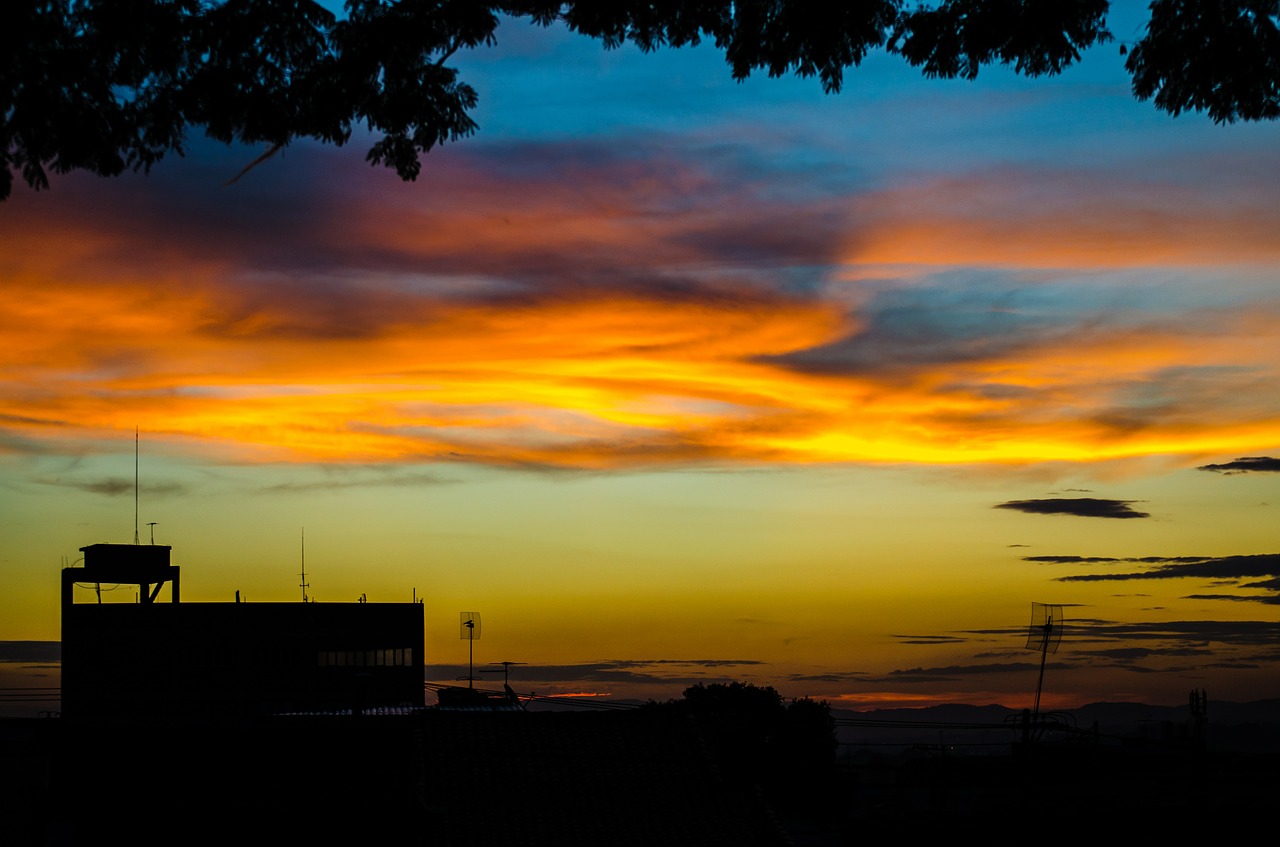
317, 648, 415, 668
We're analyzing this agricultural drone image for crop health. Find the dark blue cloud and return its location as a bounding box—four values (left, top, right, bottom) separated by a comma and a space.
1199, 456, 1280, 474
996, 498, 1149, 519
1056, 554, 1280, 583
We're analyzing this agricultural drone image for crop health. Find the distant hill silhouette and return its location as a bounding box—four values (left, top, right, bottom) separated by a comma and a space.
829, 699, 1280, 754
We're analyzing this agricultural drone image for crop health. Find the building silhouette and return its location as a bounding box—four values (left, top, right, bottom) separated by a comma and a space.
61, 542, 424, 719
8, 541, 794, 845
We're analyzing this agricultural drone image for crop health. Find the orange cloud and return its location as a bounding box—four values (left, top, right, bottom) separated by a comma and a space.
0, 276, 848, 465
5, 150, 1279, 471
4, 266, 1279, 470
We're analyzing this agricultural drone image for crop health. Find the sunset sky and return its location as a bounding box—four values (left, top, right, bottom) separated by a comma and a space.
3, 4, 1279, 712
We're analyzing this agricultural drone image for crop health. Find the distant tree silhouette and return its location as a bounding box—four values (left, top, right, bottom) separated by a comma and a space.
644, 681, 837, 817
5, 2, 1278, 199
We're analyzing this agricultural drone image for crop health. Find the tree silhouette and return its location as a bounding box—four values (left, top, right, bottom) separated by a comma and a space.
645, 681, 838, 816
5, 1, 1278, 199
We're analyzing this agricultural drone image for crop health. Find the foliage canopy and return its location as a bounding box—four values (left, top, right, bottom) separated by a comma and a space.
4, 1, 1278, 199
644, 682, 838, 814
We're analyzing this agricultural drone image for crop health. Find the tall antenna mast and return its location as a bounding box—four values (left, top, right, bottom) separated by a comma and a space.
298, 528, 310, 602
1024, 602, 1065, 721
134, 426, 139, 545
459, 612, 481, 688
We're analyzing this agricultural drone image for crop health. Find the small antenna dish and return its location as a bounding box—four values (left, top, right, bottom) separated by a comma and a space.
1025, 602, 1064, 720
459, 612, 481, 688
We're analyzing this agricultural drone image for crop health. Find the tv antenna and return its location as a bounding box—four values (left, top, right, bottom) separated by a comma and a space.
1025, 602, 1064, 720
481, 660, 526, 686
298, 528, 310, 603
482, 661, 528, 709
459, 612, 481, 688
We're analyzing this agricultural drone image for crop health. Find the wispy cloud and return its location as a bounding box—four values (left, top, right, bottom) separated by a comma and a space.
786, 671, 871, 683
965, 617, 1280, 645
426, 658, 766, 687
1025, 555, 1206, 565
37, 478, 189, 497
891, 634, 970, 645
255, 468, 454, 494
1054, 554, 1280, 590
1185, 594, 1280, 605
877, 662, 1050, 683
995, 498, 1149, 519
1199, 456, 1280, 474
1049, 555, 1280, 606
942, 617, 1280, 678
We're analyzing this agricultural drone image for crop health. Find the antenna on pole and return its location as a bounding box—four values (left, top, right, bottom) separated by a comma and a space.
482, 660, 528, 710
146, 522, 157, 545
459, 612, 481, 688
481, 660, 526, 686
1025, 602, 1064, 721
134, 427, 139, 545
299, 528, 310, 603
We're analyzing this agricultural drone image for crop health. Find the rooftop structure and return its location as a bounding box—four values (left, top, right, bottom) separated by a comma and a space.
61, 543, 424, 719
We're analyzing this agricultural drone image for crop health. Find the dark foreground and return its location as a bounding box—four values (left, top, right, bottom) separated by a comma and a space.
3, 706, 1277, 845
